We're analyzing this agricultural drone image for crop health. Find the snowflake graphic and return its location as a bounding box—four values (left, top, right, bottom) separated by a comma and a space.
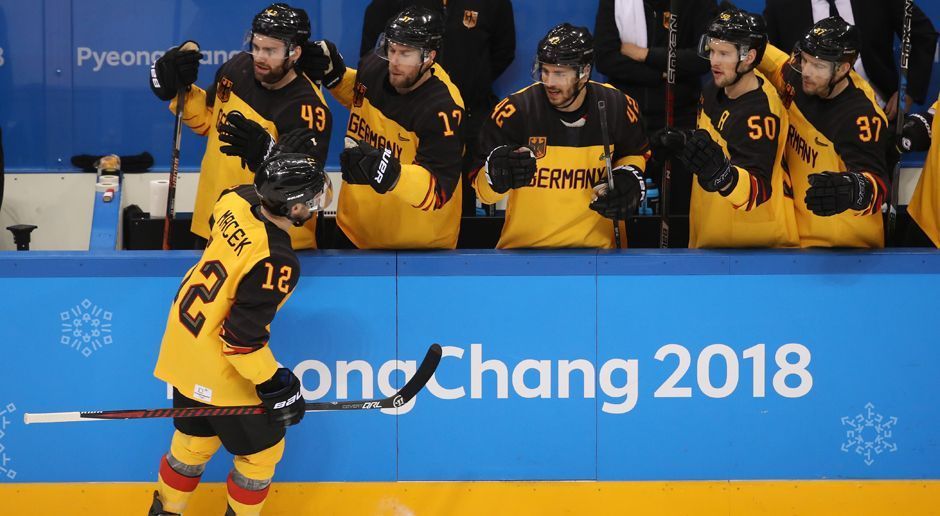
60, 299, 113, 358
841, 402, 898, 466
0, 402, 16, 480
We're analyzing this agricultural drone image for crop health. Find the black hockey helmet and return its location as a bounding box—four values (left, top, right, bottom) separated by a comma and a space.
383, 6, 444, 54
698, 8, 768, 64
255, 153, 331, 221
536, 23, 594, 69
252, 3, 311, 47
795, 16, 859, 66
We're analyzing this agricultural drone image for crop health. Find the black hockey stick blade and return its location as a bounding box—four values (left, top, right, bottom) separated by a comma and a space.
303, 342, 443, 411
24, 344, 444, 423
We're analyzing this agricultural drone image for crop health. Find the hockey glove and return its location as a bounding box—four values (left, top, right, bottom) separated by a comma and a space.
485, 145, 537, 194
805, 171, 873, 216
298, 40, 347, 89
150, 41, 201, 101
219, 111, 275, 172
589, 165, 646, 220
273, 127, 321, 157
649, 127, 691, 159
340, 137, 401, 194
899, 113, 933, 153
256, 367, 304, 427
678, 129, 735, 193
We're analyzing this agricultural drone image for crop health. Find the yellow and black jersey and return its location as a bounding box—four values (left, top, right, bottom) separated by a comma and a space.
470, 82, 649, 249
171, 52, 332, 249
154, 185, 299, 407
758, 44, 889, 248
328, 53, 465, 249
908, 96, 940, 247
691, 72, 799, 248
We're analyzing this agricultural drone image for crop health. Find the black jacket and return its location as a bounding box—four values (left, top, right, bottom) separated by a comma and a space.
360, 0, 516, 116
763, 0, 938, 105
594, 0, 716, 130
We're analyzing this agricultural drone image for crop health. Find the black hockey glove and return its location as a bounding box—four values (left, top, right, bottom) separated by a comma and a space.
273, 127, 321, 157
256, 367, 304, 427
649, 127, 691, 160
589, 165, 646, 220
297, 40, 346, 89
678, 129, 735, 193
219, 111, 275, 172
150, 41, 201, 101
805, 171, 873, 216
899, 113, 933, 153
485, 145, 537, 194
340, 137, 401, 194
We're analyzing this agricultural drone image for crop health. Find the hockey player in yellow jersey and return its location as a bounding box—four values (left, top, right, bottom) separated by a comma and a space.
149, 154, 331, 516
470, 23, 648, 249
654, 9, 798, 248
149, 3, 332, 249
757, 16, 889, 248
306, 6, 465, 248
899, 95, 940, 247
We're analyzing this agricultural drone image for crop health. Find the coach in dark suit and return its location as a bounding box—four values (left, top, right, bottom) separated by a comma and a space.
763, 0, 937, 118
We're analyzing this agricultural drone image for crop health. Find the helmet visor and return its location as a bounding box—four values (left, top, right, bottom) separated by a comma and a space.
374, 33, 426, 66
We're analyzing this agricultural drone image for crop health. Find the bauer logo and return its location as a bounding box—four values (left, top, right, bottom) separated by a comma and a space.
59, 298, 113, 358
0, 402, 16, 480
841, 402, 898, 466
75, 47, 239, 72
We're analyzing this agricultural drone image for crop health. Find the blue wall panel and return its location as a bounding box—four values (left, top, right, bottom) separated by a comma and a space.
0, 250, 937, 483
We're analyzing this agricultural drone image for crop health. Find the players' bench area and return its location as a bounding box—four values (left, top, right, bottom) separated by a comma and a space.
0, 246, 938, 514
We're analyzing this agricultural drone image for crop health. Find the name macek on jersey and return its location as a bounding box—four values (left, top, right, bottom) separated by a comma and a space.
216, 210, 253, 256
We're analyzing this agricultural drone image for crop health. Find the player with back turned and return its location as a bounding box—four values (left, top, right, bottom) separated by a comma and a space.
653, 9, 799, 248
470, 23, 649, 249
756, 16, 890, 248
149, 3, 332, 249
148, 153, 331, 515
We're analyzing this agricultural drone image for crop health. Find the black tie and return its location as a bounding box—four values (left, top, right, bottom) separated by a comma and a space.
827, 0, 839, 18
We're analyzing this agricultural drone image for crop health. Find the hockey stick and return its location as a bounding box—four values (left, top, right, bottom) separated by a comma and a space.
887, 0, 913, 245
597, 100, 622, 248
24, 343, 443, 424
162, 41, 199, 251
660, 0, 679, 248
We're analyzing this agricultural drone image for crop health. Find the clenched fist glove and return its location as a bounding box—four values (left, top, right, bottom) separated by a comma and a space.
678, 129, 735, 193
273, 127, 321, 156
150, 41, 201, 101
899, 113, 933, 152
649, 127, 691, 160
219, 111, 275, 172
256, 367, 304, 427
485, 145, 537, 194
589, 165, 646, 220
297, 40, 346, 89
340, 137, 400, 194
805, 171, 873, 216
